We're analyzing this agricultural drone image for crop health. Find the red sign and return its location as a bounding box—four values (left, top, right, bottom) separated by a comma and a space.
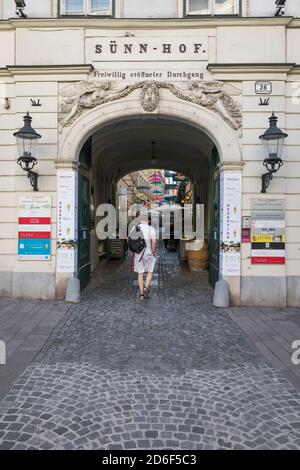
251, 257, 285, 265
19, 232, 51, 239
18, 217, 51, 225
242, 228, 251, 243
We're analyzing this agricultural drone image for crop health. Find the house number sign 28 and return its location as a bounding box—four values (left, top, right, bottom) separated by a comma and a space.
255, 82, 272, 95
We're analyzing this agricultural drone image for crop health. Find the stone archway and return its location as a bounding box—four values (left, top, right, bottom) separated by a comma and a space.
57, 90, 242, 165
56, 86, 243, 304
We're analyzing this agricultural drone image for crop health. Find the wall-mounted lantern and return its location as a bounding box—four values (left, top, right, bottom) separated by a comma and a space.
151, 141, 157, 167
14, 112, 41, 191
259, 113, 287, 193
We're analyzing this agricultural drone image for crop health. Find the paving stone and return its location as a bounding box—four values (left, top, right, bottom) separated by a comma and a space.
0, 250, 300, 449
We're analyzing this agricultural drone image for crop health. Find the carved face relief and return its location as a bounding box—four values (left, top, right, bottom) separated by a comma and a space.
140, 83, 160, 112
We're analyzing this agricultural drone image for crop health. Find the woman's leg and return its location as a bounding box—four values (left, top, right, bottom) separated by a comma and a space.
145, 271, 153, 289
138, 273, 144, 294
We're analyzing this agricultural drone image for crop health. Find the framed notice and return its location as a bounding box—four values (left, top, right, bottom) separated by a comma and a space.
220, 172, 241, 276
56, 170, 78, 273
18, 195, 51, 260
251, 199, 285, 265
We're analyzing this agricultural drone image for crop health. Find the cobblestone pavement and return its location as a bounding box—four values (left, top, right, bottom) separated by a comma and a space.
0, 249, 300, 449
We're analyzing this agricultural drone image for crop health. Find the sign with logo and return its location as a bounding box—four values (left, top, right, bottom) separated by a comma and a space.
18, 196, 51, 260
220, 172, 241, 276
251, 199, 285, 264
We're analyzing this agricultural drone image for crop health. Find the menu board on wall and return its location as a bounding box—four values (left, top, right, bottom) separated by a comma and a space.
18, 195, 51, 260
251, 199, 285, 265
220, 172, 241, 276
56, 170, 78, 273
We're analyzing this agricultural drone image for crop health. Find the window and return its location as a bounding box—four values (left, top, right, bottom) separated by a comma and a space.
123, 0, 177, 18
61, 0, 113, 16
186, 0, 238, 15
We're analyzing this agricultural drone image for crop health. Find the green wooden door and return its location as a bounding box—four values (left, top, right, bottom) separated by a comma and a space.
77, 139, 92, 290
209, 147, 220, 287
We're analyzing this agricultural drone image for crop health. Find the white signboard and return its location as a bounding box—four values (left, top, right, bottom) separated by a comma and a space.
220, 172, 241, 276
57, 171, 77, 241
56, 170, 78, 273
56, 248, 77, 273
18, 195, 51, 261
87, 37, 208, 62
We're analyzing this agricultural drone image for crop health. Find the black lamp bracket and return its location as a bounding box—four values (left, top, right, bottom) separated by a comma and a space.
27, 170, 38, 192
261, 171, 274, 193
261, 159, 283, 193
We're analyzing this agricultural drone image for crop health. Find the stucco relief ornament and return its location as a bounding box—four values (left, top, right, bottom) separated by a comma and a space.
164, 81, 242, 132
59, 81, 113, 129
140, 82, 160, 112
59, 80, 242, 133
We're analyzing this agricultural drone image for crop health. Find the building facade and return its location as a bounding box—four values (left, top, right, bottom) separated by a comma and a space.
0, 0, 300, 307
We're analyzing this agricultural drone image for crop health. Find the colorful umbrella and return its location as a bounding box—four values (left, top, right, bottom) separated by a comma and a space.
149, 175, 162, 181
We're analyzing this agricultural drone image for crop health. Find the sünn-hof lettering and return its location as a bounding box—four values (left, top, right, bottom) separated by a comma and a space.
89, 37, 209, 62
95, 41, 205, 55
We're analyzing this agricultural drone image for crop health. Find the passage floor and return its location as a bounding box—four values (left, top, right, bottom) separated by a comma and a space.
0, 249, 300, 449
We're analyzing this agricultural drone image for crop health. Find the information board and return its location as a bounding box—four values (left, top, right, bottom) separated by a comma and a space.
220, 172, 241, 276
18, 195, 51, 260
251, 199, 285, 265
56, 170, 78, 273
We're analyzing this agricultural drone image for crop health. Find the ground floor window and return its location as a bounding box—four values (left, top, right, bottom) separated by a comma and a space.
60, 0, 113, 16
186, 0, 239, 15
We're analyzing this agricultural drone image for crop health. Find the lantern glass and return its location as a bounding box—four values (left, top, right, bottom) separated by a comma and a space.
262, 135, 284, 161
16, 133, 40, 160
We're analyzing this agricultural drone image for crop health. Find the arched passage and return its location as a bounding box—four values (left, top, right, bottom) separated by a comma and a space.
56, 96, 242, 304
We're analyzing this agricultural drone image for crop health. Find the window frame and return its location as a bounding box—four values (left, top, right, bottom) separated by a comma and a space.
184, 0, 241, 17
59, 0, 115, 17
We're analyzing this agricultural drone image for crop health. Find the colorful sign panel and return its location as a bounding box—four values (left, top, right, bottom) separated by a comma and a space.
56, 170, 78, 273
241, 216, 251, 243
18, 196, 51, 260
220, 172, 241, 276
251, 199, 285, 265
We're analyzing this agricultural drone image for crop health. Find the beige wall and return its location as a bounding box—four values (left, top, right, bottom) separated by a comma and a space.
0, 18, 300, 303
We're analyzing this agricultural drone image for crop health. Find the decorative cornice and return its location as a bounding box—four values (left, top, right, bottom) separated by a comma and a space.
2, 64, 94, 77
0, 16, 294, 30
55, 160, 79, 170
207, 63, 296, 74
288, 65, 300, 75
218, 161, 245, 172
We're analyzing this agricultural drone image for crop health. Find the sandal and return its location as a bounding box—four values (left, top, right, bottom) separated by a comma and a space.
140, 294, 145, 300
143, 287, 150, 299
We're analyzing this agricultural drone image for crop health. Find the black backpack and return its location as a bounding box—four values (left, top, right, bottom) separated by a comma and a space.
128, 225, 146, 254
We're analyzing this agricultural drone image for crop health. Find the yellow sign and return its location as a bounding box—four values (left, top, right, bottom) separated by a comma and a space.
251, 234, 286, 243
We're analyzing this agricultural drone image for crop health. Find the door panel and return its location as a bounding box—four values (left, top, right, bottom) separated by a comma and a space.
209, 147, 220, 287
77, 138, 92, 291
78, 171, 91, 290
